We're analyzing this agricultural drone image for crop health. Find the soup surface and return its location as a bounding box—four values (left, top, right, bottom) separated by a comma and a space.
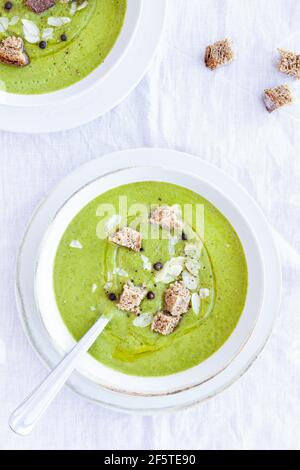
0, 0, 127, 94
54, 182, 248, 377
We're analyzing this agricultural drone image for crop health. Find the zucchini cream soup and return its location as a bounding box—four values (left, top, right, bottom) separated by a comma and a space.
54, 182, 248, 377
0, 0, 127, 94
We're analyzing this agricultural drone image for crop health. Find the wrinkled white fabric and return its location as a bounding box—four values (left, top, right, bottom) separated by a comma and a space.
0, 0, 299, 450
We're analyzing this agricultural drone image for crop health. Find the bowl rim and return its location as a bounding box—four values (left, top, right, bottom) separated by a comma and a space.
0, 0, 143, 108
16, 148, 282, 413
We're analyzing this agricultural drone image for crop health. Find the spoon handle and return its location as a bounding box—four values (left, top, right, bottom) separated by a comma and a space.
9, 316, 110, 436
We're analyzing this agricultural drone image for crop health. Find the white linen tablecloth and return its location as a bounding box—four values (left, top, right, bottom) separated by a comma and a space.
1, 0, 300, 450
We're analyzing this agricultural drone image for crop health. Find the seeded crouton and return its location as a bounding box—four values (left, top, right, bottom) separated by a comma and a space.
205, 39, 234, 70
263, 85, 294, 113
278, 49, 300, 79
109, 227, 142, 252
117, 282, 147, 315
151, 311, 180, 336
164, 281, 191, 317
25, 0, 55, 13
0, 36, 29, 67
149, 206, 182, 230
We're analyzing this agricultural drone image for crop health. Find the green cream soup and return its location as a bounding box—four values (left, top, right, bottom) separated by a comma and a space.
54, 182, 248, 377
0, 0, 126, 94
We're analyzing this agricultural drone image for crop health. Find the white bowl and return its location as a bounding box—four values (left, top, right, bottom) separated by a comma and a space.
35, 167, 263, 395
16, 149, 281, 412
0, 1, 166, 133
0, 0, 143, 108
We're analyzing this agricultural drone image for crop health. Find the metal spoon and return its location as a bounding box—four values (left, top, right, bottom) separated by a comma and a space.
9, 316, 110, 436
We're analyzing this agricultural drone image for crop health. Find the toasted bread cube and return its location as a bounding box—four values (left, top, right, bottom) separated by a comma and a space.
109, 227, 142, 252
25, 0, 55, 13
205, 39, 234, 70
263, 85, 294, 113
0, 36, 29, 67
151, 312, 180, 336
278, 49, 300, 79
149, 206, 182, 230
117, 282, 147, 315
164, 281, 191, 317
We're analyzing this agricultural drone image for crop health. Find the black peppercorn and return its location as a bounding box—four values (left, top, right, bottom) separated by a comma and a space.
182, 231, 188, 241
4, 2, 13, 10
39, 41, 47, 49
147, 291, 155, 300
108, 293, 117, 301
60, 34, 67, 42
153, 262, 163, 271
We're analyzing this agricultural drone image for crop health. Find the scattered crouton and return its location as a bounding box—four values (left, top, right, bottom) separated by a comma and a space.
0, 36, 29, 67
151, 311, 180, 336
109, 227, 142, 252
25, 0, 55, 13
278, 49, 300, 79
263, 85, 294, 113
117, 282, 147, 315
149, 206, 182, 230
164, 281, 191, 317
205, 39, 234, 70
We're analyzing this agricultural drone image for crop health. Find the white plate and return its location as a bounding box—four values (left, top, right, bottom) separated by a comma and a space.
16, 149, 282, 413
0, 0, 166, 133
